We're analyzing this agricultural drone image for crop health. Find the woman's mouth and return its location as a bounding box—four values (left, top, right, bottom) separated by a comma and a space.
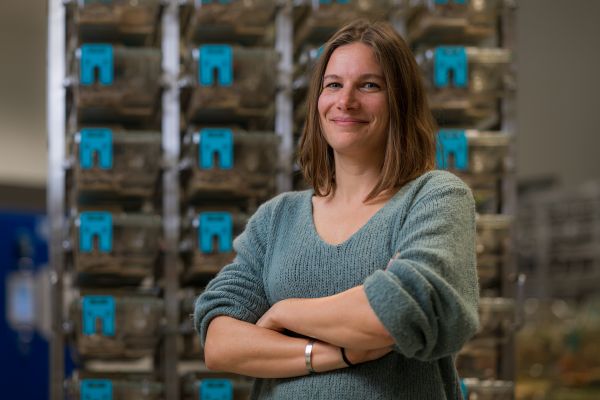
330, 117, 368, 126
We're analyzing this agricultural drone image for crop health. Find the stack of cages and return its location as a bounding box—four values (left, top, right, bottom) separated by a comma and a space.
61, 0, 166, 398
518, 183, 600, 299
400, 0, 518, 398
292, 0, 397, 189
515, 184, 600, 398
178, 0, 282, 397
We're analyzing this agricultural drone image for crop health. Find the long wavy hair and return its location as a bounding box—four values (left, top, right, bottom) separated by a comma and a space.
298, 20, 437, 202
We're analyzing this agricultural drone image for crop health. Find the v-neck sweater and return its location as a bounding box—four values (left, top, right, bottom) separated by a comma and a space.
194, 170, 480, 399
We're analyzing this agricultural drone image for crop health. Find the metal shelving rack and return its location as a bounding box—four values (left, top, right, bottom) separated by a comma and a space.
499, 0, 520, 385
276, 0, 295, 193
396, 0, 520, 394
47, 0, 67, 398
160, 2, 180, 399
48, 0, 517, 398
47, 0, 294, 399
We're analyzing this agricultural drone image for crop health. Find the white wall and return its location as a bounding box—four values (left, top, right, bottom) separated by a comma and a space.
0, 0, 47, 187
516, 0, 600, 188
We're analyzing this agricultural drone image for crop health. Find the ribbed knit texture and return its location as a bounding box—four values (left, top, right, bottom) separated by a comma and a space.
194, 170, 480, 399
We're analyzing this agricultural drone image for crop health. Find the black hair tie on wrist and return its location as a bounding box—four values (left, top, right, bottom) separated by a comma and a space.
341, 347, 354, 367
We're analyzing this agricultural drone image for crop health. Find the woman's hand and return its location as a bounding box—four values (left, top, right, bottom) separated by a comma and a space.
343, 346, 394, 365
256, 301, 286, 332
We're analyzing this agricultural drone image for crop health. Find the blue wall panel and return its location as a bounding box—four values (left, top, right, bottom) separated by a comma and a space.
0, 211, 49, 400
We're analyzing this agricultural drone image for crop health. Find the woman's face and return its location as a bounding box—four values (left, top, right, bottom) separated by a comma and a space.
318, 42, 389, 158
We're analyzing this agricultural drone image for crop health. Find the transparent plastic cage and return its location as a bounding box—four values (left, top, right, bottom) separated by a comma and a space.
294, 0, 395, 48
462, 378, 514, 400
184, 0, 276, 45
71, 0, 161, 46
181, 372, 253, 400
183, 129, 279, 202
71, 212, 162, 282
181, 332, 203, 360
478, 297, 515, 338
71, 45, 161, 123
457, 338, 499, 380
180, 291, 203, 360
70, 128, 161, 199
472, 186, 499, 215
436, 130, 510, 176
431, 97, 499, 128
184, 46, 278, 124
416, 47, 511, 127
182, 208, 248, 284
547, 199, 600, 251
476, 214, 512, 257
546, 250, 600, 297
477, 255, 503, 294
403, 0, 503, 45
293, 45, 321, 104
66, 372, 164, 400
462, 175, 501, 215
70, 293, 164, 359
418, 47, 511, 95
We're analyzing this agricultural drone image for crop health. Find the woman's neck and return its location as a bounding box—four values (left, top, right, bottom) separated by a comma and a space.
329, 153, 386, 205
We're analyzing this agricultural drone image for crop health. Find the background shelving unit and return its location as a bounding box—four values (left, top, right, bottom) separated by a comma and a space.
48, 1, 518, 398
48, 1, 293, 398
396, 0, 520, 396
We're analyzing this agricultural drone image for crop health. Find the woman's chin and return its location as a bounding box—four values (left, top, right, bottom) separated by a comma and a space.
329, 143, 374, 158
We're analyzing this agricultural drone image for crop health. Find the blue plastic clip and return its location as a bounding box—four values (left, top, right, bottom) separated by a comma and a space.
82, 296, 116, 336
80, 44, 114, 86
319, 0, 349, 4
435, 0, 467, 4
79, 212, 113, 253
436, 130, 469, 171
199, 45, 233, 87
199, 379, 233, 400
434, 46, 468, 88
80, 128, 113, 170
80, 379, 113, 400
198, 212, 233, 254
199, 128, 234, 169
459, 378, 469, 399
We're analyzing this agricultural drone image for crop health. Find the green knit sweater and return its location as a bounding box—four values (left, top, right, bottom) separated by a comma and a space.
194, 170, 479, 399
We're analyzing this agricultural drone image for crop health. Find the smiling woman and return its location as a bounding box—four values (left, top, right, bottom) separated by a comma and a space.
318, 42, 390, 160
300, 19, 437, 203
194, 20, 479, 400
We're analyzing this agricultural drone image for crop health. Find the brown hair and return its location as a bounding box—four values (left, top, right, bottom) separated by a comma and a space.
298, 19, 436, 202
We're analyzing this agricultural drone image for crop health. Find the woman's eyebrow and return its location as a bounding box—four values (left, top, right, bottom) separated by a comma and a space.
323, 73, 384, 81
359, 74, 385, 81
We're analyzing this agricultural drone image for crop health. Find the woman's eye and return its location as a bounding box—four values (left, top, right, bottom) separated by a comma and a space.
324, 82, 341, 89
363, 82, 380, 89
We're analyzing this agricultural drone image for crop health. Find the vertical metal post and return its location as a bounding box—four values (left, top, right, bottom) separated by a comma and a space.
500, 0, 518, 383
47, 0, 66, 398
501, 0, 518, 217
275, 0, 294, 193
162, 1, 181, 398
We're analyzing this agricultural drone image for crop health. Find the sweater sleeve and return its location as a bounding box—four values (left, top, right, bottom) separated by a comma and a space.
363, 181, 480, 361
194, 201, 272, 347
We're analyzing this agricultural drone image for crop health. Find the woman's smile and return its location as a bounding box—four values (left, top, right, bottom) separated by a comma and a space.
330, 116, 369, 126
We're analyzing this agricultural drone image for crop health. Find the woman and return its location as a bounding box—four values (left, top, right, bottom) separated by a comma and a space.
194, 20, 479, 399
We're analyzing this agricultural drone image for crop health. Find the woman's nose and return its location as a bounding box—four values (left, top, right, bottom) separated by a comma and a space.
336, 87, 359, 110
